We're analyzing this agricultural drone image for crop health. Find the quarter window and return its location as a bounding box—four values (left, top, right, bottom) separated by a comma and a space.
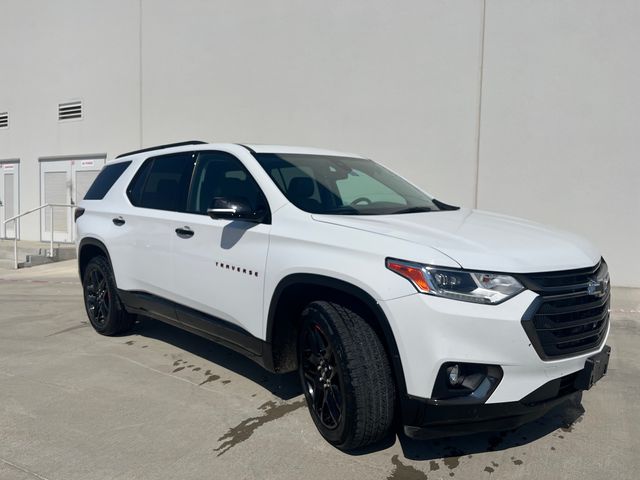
84, 161, 131, 200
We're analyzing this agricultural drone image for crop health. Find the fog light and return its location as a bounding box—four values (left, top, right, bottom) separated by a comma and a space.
432, 362, 504, 403
447, 364, 461, 385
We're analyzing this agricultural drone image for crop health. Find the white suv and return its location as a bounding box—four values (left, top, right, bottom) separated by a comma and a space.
76, 141, 611, 450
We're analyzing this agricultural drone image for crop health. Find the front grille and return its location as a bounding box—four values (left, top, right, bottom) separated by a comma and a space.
518, 261, 610, 360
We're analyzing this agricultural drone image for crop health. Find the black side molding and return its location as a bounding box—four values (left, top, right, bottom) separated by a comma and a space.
118, 289, 266, 361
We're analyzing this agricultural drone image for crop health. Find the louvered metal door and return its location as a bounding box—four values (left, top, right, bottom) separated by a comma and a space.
0, 162, 19, 239
42, 170, 70, 242
40, 157, 105, 242
72, 159, 104, 204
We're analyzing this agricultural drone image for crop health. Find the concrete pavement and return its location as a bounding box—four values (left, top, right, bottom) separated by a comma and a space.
0, 261, 638, 479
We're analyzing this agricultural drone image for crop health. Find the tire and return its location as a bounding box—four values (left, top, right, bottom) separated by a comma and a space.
82, 256, 134, 336
297, 300, 396, 450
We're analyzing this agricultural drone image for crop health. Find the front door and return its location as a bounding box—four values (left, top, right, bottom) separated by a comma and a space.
0, 161, 20, 239
40, 157, 104, 242
171, 150, 271, 340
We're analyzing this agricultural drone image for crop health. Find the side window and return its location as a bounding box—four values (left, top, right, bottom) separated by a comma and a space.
127, 152, 196, 211
188, 151, 267, 215
269, 166, 322, 210
84, 161, 131, 200
126, 158, 153, 206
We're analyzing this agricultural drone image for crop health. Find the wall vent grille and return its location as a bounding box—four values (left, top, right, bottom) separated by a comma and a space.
0, 112, 8, 128
58, 101, 82, 121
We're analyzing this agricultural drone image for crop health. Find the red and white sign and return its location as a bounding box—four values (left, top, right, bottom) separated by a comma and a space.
80, 160, 95, 167
2, 164, 14, 171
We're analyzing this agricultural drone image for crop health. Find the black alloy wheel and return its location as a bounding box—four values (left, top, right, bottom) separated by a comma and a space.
297, 301, 396, 450
82, 256, 134, 335
300, 321, 344, 430
85, 265, 110, 327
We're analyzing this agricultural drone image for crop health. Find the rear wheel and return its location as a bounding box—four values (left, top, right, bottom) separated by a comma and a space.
298, 300, 395, 450
82, 256, 134, 335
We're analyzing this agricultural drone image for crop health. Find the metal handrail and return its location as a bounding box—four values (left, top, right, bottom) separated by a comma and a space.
2, 203, 76, 269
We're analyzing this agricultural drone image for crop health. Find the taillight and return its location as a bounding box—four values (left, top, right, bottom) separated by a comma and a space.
74, 207, 85, 222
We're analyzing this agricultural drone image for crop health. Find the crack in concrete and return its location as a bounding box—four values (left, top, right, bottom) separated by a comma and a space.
0, 457, 51, 480
45, 322, 88, 337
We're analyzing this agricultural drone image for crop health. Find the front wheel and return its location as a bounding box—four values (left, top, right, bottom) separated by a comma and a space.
82, 256, 134, 335
298, 300, 396, 450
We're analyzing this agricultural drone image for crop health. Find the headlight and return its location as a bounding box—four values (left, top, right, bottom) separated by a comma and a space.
592, 261, 610, 297
385, 258, 524, 304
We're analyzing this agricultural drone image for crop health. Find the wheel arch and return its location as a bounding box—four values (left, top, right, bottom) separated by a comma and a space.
265, 273, 408, 397
78, 237, 114, 282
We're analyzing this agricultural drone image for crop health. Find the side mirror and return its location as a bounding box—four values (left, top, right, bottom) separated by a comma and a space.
207, 197, 266, 223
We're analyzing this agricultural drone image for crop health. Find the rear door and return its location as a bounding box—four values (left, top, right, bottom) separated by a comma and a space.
112, 151, 196, 300
170, 150, 271, 340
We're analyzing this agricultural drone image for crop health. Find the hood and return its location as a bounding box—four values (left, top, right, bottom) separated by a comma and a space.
312, 208, 600, 273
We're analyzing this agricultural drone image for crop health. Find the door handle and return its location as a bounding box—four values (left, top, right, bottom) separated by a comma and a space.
112, 217, 125, 226
175, 226, 194, 239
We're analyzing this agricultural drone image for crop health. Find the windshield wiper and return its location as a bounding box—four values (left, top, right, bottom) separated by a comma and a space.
392, 206, 433, 214
322, 206, 360, 215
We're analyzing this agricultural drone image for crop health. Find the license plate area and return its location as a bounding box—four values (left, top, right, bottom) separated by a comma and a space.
575, 345, 611, 390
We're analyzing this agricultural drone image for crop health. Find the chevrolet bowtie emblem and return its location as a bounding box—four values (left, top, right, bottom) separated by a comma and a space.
587, 279, 604, 297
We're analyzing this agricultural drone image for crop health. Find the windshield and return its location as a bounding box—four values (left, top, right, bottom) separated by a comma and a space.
255, 153, 441, 215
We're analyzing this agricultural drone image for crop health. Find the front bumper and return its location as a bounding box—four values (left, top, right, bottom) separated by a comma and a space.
379, 290, 611, 403
402, 344, 612, 438
379, 284, 611, 437
403, 388, 582, 439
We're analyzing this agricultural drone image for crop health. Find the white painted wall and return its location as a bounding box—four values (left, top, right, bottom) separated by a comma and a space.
0, 0, 637, 286
0, 0, 140, 240
141, 0, 483, 208
478, 0, 640, 287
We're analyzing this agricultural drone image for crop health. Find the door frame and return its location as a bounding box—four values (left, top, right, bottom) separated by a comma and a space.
38, 153, 106, 243
0, 158, 20, 239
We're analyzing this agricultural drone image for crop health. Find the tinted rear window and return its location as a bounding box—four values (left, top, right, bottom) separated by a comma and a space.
127, 152, 196, 212
126, 158, 153, 206
84, 161, 131, 200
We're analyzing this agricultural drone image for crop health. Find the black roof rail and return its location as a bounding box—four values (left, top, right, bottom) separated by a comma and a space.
115, 140, 208, 159
235, 143, 257, 154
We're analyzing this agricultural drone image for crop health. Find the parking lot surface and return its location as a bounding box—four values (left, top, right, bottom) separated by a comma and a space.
0, 261, 638, 480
